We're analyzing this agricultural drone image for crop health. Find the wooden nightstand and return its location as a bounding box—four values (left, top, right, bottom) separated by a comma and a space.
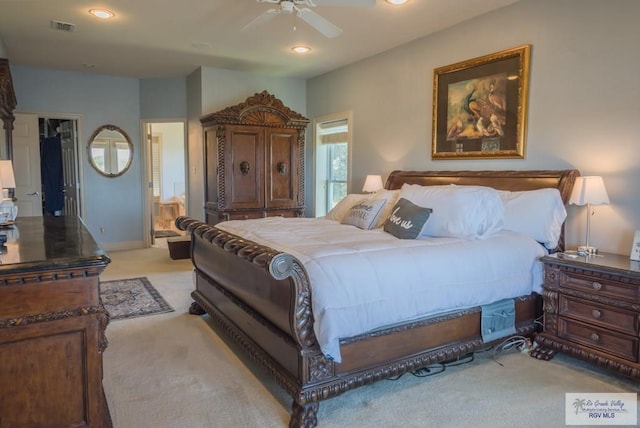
535, 252, 640, 379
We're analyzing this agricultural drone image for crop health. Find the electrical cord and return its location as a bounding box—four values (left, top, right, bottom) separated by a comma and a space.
386, 335, 535, 380
386, 352, 475, 381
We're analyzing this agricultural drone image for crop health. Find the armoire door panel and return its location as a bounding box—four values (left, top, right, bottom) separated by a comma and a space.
226, 127, 264, 209
267, 130, 297, 207
200, 91, 308, 225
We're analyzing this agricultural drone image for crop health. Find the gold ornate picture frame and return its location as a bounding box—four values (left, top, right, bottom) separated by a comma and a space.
432, 45, 530, 160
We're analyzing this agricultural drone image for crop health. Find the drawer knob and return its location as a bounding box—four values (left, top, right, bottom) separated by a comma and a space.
592, 282, 602, 291
591, 309, 601, 319
590, 332, 600, 342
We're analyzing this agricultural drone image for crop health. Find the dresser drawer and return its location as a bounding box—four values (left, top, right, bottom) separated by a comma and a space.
225, 211, 264, 221
561, 271, 639, 302
266, 209, 302, 218
559, 295, 639, 336
558, 318, 638, 362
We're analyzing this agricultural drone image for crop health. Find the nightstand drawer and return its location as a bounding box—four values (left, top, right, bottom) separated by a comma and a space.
562, 271, 639, 302
558, 318, 639, 362
559, 295, 639, 336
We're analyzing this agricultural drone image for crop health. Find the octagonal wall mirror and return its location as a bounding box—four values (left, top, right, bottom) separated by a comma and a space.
87, 124, 133, 177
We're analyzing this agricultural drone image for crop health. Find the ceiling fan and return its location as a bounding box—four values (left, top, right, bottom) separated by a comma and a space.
243, 0, 376, 39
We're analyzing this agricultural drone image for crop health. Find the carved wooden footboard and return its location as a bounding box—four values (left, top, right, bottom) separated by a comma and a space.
177, 216, 539, 427
176, 169, 579, 428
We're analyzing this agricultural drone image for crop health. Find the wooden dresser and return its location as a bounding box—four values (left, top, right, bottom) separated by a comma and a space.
536, 252, 640, 379
0, 216, 111, 427
200, 91, 309, 225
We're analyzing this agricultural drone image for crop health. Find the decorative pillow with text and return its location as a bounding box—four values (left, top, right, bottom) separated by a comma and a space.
341, 199, 387, 230
326, 194, 369, 222
383, 198, 432, 239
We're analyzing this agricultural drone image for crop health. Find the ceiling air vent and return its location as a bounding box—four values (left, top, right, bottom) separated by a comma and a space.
50, 20, 75, 32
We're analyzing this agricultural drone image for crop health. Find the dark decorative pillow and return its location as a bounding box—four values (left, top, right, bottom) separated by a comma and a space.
383, 198, 432, 239
341, 199, 387, 230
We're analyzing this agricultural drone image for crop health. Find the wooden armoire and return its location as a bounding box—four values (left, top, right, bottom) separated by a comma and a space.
201, 91, 309, 225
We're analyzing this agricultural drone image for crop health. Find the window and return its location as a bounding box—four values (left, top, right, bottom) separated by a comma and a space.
314, 113, 352, 217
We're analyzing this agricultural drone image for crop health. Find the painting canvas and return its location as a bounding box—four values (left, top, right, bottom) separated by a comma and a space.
432, 45, 530, 159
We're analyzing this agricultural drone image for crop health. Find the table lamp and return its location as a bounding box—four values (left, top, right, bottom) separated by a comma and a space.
569, 176, 609, 255
362, 175, 383, 193
0, 160, 17, 222
0, 160, 15, 200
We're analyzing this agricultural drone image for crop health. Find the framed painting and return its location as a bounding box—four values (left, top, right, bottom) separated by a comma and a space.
432, 45, 531, 160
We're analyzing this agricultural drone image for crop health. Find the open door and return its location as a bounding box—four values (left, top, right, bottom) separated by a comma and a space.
12, 114, 82, 218
60, 120, 80, 216
12, 113, 43, 217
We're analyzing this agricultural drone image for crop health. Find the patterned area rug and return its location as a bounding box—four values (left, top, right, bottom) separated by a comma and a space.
100, 277, 174, 320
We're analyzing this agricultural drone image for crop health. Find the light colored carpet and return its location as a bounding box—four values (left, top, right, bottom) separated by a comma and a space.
101, 248, 639, 428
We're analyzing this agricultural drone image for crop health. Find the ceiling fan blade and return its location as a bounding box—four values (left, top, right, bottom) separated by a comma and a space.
242, 8, 281, 32
310, 0, 376, 6
297, 8, 342, 38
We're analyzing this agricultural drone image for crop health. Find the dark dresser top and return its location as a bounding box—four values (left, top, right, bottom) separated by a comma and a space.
0, 216, 110, 275
541, 251, 640, 279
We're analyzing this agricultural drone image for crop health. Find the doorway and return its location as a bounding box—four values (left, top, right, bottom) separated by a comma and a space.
12, 113, 82, 218
39, 117, 81, 217
142, 121, 187, 248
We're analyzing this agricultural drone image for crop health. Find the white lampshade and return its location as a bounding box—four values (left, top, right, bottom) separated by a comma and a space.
362, 175, 384, 193
569, 176, 610, 206
0, 160, 16, 189
569, 176, 609, 255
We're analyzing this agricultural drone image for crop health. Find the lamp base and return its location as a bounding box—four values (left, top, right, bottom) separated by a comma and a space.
577, 245, 598, 256
0, 199, 17, 222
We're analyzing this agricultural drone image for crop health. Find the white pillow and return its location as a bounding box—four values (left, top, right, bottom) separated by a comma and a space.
325, 194, 368, 221
498, 188, 566, 249
341, 199, 387, 230
399, 183, 504, 240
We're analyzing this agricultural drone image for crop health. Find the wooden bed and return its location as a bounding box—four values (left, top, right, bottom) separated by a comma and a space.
176, 169, 579, 427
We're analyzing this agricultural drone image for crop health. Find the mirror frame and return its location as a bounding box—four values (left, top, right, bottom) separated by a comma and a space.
87, 124, 133, 178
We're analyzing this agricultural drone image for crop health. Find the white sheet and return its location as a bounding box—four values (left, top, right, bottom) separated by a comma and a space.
216, 217, 547, 362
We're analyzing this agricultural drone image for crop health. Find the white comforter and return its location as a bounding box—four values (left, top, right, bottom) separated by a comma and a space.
216, 217, 546, 362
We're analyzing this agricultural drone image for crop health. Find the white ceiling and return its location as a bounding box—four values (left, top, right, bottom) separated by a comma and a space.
0, 0, 519, 79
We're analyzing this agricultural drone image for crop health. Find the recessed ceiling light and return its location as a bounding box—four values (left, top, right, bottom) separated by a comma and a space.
89, 9, 114, 19
292, 46, 311, 54
385, 0, 408, 4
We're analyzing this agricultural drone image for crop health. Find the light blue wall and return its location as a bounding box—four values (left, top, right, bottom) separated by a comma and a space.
140, 77, 187, 119
11, 65, 142, 247
199, 67, 306, 119
307, 0, 640, 255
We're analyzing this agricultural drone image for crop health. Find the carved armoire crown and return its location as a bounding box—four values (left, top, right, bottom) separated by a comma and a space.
200, 91, 309, 225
